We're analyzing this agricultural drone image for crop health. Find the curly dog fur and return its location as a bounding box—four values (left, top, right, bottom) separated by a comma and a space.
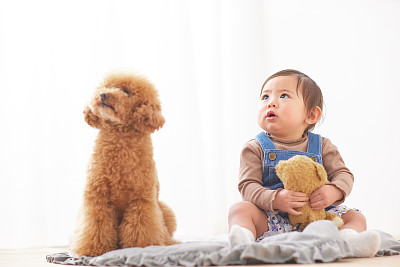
70, 73, 178, 257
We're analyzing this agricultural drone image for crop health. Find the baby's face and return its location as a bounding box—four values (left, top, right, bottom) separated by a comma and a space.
258, 75, 310, 141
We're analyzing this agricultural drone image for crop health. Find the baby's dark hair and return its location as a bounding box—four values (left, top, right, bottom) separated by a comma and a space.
261, 69, 324, 132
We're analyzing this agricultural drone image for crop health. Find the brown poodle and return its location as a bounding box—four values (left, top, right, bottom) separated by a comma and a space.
70, 73, 178, 257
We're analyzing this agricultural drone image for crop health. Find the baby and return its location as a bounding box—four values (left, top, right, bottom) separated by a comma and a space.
228, 69, 381, 257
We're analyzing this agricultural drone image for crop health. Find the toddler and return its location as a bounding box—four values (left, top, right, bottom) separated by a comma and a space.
228, 69, 381, 257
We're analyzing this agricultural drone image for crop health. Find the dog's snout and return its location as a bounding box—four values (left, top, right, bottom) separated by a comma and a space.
100, 93, 108, 101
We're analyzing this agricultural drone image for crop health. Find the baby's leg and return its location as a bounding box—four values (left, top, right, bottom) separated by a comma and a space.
340, 209, 367, 232
228, 201, 268, 246
338, 210, 380, 257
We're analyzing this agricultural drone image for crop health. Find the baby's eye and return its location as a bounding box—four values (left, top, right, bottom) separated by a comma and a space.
280, 94, 289, 99
261, 95, 269, 100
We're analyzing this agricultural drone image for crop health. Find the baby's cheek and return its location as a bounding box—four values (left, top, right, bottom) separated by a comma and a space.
256, 108, 266, 122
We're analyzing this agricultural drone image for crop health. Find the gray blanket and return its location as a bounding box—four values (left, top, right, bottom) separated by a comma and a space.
47, 221, 400, 266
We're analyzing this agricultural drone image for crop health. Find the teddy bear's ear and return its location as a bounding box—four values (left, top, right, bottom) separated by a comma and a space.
275, 160, 288, 180
84, 106, 101, 129
314, 161, 328, 181
275, 160, 287, 172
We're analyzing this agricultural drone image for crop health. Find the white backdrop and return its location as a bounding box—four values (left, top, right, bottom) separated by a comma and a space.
0, 0, 399, 249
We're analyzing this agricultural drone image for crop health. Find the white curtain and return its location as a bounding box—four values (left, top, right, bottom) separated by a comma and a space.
1, 0, 399, 249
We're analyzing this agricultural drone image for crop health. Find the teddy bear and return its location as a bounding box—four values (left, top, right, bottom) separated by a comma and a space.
275, 155, 344, 230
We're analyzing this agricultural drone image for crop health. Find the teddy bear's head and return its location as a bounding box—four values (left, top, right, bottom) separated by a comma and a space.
275, 155, 328, 195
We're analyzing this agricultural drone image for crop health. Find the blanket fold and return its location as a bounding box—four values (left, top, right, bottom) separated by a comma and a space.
46, 221, 400, 266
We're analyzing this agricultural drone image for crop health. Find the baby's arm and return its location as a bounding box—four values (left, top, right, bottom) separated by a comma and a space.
238, 141, 276, 211
310, 137, 354, 209
238, 141, 307, 214
310, 184, 343, 210
273, 189, 308, 215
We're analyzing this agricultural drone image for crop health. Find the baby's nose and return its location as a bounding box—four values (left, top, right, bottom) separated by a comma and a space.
268, 102, 276, 108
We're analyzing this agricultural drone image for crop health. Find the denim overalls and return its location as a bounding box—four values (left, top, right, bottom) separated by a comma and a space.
255, 131, 325, 219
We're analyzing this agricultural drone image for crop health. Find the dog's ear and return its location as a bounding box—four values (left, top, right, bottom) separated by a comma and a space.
84, 106, 101, 129
147, 107, 165, 131
133, 103, 165, 132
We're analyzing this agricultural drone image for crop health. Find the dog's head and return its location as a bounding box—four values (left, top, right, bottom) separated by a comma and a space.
84, 73, 165, 133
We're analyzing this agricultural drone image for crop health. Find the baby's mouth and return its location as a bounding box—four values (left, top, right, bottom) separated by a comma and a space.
266, 110, 277, 119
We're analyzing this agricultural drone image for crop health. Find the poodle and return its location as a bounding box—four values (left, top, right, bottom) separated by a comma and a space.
70, 73, 178, 257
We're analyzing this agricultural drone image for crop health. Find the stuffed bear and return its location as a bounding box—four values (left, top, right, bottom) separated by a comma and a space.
275, 155, 344, 230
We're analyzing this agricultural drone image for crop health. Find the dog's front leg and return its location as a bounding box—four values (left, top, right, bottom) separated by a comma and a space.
70, 191, 119, 257
119, 199, 168, 248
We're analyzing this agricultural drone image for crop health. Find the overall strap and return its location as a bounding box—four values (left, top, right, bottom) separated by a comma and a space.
255, 132, 276, 150
307, 132, 322, 155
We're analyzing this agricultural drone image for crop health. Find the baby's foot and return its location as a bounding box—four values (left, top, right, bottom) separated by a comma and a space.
228, 225, 255, 247
339, 229, 381, 258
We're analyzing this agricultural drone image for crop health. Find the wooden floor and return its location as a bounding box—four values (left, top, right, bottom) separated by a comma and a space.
0, 247, 399, 267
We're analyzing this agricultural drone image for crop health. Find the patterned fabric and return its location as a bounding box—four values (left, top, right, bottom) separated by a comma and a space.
256, 205, 361, 242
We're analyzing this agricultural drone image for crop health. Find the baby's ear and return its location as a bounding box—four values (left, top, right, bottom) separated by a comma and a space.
313, 161, 327, 181
306, 106, 322, 125
84, 106, 101, 129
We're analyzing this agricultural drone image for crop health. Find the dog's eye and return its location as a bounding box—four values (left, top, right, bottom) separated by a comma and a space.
123, 89, 130, 96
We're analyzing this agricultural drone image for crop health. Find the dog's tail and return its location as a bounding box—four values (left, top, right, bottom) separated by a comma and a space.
158, 201, 177, 235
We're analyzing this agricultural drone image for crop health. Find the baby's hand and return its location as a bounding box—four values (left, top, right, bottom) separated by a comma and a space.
272, 189, 308, 216
309, 184, 344, 210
